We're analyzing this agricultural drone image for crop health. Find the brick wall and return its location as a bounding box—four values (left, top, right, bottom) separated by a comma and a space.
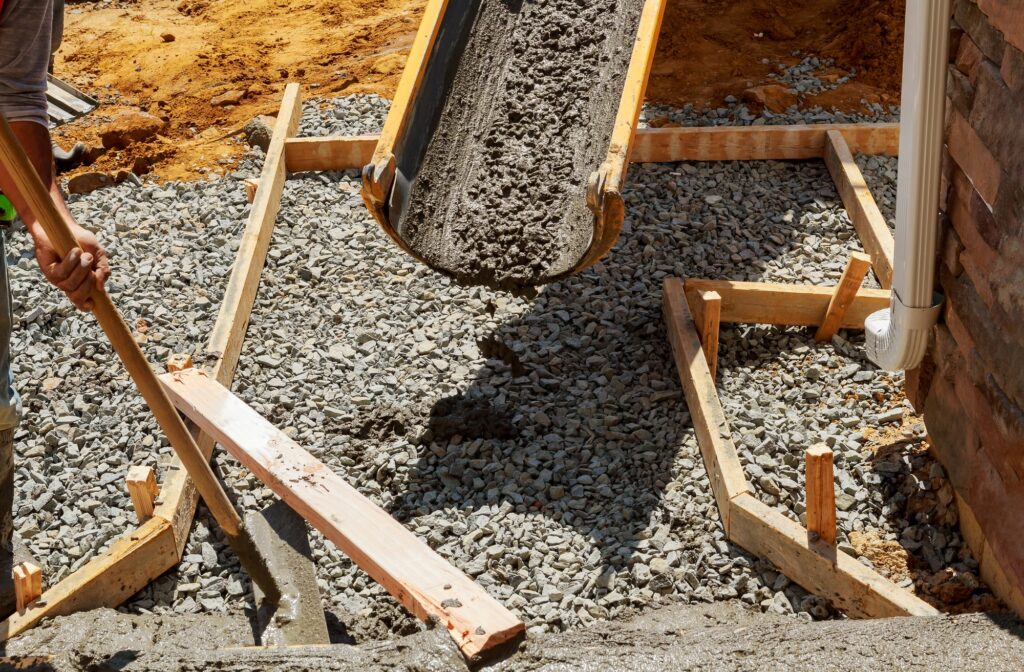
913, 0, 1024, 615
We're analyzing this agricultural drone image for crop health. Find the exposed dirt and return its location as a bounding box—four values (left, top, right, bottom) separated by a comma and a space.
858, 418, 1005, 614
52, 0, 905, 182
648, 0, 905, 111
52, 0, 424, 182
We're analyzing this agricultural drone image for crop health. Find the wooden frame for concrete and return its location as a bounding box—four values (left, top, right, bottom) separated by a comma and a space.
663, 278, 937, 618
823, 130, 896, 288
283, 123, 900, 173
161, 369, 525, 660
0, 91, 906, 640
0, 83, 304, 642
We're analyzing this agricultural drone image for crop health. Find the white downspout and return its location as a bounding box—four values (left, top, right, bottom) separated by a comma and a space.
865, 0, 949, 371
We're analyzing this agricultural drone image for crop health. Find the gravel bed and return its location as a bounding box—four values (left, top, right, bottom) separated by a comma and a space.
9, 88, 993, 641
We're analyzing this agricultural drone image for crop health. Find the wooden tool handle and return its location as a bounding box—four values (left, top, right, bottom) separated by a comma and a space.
0, 115, 242, 536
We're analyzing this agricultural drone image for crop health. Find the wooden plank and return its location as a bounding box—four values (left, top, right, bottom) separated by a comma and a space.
159, 82, 303, 555
13, 563, 41, 612
0, 518, 177, 640
805, 444, 837, 546
209, 82, 302, 381
730, 494, 938, 618
284, 136, 377, 173
815, 252, 873, 341
126, 465, 159, 524
633, 123, 900, 163
663, 279, 751, 531
289, 123, 900, 172
824, 130, 896, 288
692, 290, 721, 381
683, 279, 890, 329
160, 369, 524, 661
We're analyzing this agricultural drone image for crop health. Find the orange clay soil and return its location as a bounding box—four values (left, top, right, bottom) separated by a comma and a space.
53, 0, 423, 182
648, 0, 904, 111
54, 0, 903, 182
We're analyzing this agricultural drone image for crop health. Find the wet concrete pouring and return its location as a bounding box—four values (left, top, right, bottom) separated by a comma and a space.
397, 0, 644, 288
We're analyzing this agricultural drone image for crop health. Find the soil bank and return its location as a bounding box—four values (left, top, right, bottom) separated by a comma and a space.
396, 0, 644, 288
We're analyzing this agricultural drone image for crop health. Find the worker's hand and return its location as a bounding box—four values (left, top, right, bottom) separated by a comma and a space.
31, 223, 111, 312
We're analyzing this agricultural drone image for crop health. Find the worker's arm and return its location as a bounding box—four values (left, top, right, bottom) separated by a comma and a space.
0, 0, 109, 312
0, 121, 110, 312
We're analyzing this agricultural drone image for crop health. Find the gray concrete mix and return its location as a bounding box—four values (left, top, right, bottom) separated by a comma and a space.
398, 0, 644, 288
10, 602, 1024, 671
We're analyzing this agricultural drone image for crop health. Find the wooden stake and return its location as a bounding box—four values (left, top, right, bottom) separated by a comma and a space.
13, 563, 41, 611
126, 466, 160, 523
805, 444, 837, 546
165, 353, 193, 373
691, 290, 721, 381
815, 252, 873, 342
244, 179, 259, 203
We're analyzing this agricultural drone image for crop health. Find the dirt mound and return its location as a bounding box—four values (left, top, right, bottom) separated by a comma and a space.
52, 0, 906, 182
648, 0, 904, 111
53, 0, 422, 182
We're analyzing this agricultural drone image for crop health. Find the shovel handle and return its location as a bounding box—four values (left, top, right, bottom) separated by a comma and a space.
0, 115, 243, 537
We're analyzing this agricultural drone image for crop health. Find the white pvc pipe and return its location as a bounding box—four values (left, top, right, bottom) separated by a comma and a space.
865, 0, 950, 371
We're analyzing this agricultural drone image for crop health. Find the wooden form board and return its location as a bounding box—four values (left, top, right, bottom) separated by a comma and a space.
682, 278, 890, 329
823, 130, 896, 288
283, 123, 900, 173
160, 369, 524, 660
285, 136, 377, 173
634, 123, 899, 163
662, 278, 938, 618
663, 279, 751, 531
0, 84, 305, 642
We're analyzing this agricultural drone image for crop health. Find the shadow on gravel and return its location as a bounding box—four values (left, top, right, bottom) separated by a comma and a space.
350, 159, 867, 630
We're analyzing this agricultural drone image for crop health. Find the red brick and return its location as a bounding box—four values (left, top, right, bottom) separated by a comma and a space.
948, 110, 1002, 206
977, 0, 1024, 52
942, 226, 965, 277
948, 67, 976, 119
924, 357, 980, 495
993, 179, 1024, 250
940, 265, 1024, 408
955, 0, 1006, 63
947, 165, 1000, 265
1001, 45, 1024, 92
969, 60, 1024, 185
956, 33, 986, 83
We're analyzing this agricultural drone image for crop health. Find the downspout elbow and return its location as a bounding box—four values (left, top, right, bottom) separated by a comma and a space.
864, 0, 950, 371
864, 291, 943, 371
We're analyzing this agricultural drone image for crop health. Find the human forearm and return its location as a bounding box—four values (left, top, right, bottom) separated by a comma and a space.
0, 120, 109, 310
0, 120, 72, 237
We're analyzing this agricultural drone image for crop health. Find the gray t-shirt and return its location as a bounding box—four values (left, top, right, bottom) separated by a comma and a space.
0, 0, 62, 128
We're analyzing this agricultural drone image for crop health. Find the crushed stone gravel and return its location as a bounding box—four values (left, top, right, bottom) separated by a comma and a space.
8, 89, 995, 643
